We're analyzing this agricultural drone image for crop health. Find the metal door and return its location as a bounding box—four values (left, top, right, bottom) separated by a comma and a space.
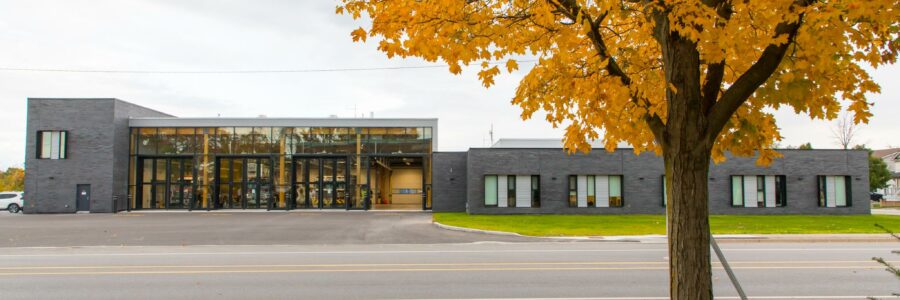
76, 184, 91, 212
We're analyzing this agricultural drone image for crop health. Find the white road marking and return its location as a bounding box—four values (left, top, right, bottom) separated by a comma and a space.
0, 247, 893, 258
399, 297, 895, 300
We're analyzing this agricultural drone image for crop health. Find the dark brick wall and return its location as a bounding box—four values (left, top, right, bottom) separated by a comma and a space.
460, 148, 869, 215
24, 99, 170, 213
432, 152, 467, 212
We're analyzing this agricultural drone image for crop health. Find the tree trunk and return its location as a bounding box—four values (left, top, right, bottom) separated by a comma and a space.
657, 23, 714, 299
665, 145, 712, 300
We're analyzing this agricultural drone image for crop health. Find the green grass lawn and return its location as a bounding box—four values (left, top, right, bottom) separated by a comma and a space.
433, 213, 900, 236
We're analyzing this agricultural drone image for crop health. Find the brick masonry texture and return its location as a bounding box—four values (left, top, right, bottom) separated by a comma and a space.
432, 152, 467, 212
24, 99, 170, 213
458, 148, 870, 215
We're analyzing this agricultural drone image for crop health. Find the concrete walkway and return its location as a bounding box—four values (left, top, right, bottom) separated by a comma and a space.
872, 208, 900, 215
434, 222, 900, 243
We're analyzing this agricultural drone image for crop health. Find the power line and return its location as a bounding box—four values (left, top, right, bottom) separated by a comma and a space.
0, 60, 536, 74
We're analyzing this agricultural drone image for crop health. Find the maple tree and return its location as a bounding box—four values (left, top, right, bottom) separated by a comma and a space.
0, 167, 24, 191
338, 0, 899, 298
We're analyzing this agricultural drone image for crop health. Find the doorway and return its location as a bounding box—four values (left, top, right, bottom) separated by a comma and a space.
76, 184, 90, 212
366, 156, 424, 210
292, 157, 348, 209
215, 157, 273, 209
136, 157, 195, 210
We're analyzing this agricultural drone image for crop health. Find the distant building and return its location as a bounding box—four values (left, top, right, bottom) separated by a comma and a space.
873, 148, 900, 200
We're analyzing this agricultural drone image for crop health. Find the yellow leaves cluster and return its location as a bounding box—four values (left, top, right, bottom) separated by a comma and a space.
339, 0, 899, 164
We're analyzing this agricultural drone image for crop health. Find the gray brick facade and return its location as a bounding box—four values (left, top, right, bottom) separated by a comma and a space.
459, 148, 870, 215
432, 152, 467, 212
24, 98, 170, 213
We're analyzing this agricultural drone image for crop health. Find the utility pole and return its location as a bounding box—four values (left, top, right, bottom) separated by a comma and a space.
489, 123, 494, 146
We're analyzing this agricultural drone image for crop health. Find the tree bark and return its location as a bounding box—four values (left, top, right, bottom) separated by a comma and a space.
664, 145, 712, 300
655, 16, 714, 299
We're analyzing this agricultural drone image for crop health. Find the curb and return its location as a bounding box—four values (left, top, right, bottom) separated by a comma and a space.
432, 222, 899, 243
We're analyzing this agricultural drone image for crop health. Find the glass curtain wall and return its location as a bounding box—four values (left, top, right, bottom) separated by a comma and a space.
129, 126, 433, 210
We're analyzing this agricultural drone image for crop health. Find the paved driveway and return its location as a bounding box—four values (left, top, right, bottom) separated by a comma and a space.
0, 211, 536, 247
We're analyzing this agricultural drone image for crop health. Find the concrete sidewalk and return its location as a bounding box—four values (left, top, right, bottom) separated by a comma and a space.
872, 208, 900, 216
433, 222, 899, 243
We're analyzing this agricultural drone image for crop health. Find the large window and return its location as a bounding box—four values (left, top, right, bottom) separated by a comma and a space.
484, 175, 498, 207
130, 126, 434, 210
730, 175, 787, 208
818, 175, 851, 207
568, 175, 624, 208
484, 175, 540, 208
37, 131, 67, 159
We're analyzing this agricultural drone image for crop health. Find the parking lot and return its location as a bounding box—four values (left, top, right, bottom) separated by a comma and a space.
0, 211, 536, 247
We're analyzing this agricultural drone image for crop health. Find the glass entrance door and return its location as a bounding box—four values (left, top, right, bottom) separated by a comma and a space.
216, 157, 273, 209
292, 157, 348, 209
167, 159, 194, 209
136, 157, 194, 210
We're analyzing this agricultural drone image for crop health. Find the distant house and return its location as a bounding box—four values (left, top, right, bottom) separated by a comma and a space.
873, 148, 900, 200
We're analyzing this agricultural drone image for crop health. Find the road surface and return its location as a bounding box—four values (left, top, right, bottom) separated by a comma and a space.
1, 242, 896, 299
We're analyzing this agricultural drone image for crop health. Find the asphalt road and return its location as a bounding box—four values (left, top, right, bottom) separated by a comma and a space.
0, 242, 897, 299
0, 211, 534, 247
1, 212, 897, 299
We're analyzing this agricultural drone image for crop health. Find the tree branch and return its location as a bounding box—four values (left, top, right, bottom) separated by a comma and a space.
706, 0, 811, 140
700, 0, 733, 114
548, 0, 666, 137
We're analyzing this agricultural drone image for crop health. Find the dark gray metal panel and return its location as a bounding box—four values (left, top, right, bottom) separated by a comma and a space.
24, 98, 170, 213
464, 148, 870, 215
431, 152, 467, 212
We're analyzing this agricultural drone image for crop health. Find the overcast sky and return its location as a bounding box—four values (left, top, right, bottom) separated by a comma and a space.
0, 0, 897, 170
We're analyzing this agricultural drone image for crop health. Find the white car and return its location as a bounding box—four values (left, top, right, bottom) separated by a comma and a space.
0, 191, 23, 213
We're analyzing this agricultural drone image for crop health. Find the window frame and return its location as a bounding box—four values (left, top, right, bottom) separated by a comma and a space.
506, 175, 516, 208
661, 175, 667, 207
817, 175, 852, 208
485, 174, 540, 208
730, 175, 787, 208
568, 174, 624, 208
531, 175, 540, 208
484, 175, 498, 207
567, 175, 577, 207
36, 130, 68, 160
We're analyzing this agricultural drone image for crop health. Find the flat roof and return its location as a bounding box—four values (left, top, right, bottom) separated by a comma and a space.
490, 138, 607, 149
128, 117, 437, 128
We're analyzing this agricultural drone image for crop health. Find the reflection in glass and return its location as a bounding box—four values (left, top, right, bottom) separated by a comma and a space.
234, 127, 253, 154
175, 128, 196, 154
322, 159, 334, 207
130, 126, 433, 211
138, 128, 157, 155
335, 159, 346, 207
168, 160, 182, 209
259, 158, 271, 208
158, 128, 177, 154
309, 159, 320, 207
